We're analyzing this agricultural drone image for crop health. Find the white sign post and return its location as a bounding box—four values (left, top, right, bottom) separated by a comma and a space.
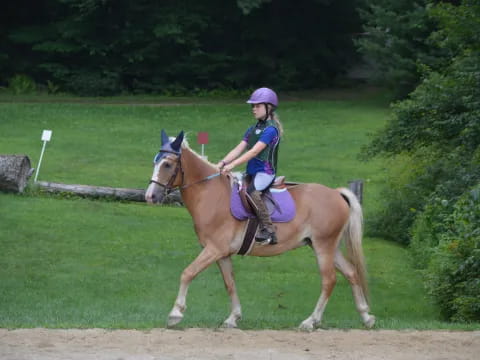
34, 130, 52, 182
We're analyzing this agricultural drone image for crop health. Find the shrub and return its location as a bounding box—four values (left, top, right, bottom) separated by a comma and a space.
410, 197, 454, 269
8, 74, 36, 94
365, 153, 418, 243
46, 80, 60, 94
65, 70, 121, 97
426, 185, 480, 322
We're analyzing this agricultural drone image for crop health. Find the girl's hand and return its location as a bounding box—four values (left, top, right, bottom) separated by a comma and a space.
221, 162, 235, 174
216, 160, 226, 169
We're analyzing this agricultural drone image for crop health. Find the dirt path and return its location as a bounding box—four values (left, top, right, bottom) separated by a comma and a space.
1, 328, 479, 360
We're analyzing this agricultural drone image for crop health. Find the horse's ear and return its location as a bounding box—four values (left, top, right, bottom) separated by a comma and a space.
171, 130, 184, 152
161, 129, 169, 146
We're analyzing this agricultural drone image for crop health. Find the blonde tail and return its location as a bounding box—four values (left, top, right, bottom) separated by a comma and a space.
338, 187, 369, 303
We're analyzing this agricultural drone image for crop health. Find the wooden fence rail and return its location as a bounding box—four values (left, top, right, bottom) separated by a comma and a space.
35, 181, 183, 205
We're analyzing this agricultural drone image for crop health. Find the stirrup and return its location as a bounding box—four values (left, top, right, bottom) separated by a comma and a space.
255, 229, 277, 245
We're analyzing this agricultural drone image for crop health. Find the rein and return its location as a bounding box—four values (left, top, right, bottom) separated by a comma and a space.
180, 172, 221, 190
149, 149, 221, 193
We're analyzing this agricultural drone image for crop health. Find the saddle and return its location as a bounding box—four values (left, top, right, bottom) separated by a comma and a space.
239, 176, 286, 213
229, 174, 296, 223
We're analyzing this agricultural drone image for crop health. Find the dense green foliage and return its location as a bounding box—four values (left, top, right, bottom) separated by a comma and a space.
362, 0, 480, 321
365, 0, 480, 244
357, 0, 439, 97
423, 187, 480, 322
1, 0, 362, 95
366, 49, 480, 244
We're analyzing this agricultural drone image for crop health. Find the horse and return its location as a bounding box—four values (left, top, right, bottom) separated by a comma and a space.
145, 130, 375, 330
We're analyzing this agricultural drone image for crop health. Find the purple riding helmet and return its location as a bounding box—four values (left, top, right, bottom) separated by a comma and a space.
246, 87, 278, 107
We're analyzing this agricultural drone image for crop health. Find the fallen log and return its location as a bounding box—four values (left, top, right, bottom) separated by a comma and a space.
35, 181, 183, 205
0, 155, 33, 193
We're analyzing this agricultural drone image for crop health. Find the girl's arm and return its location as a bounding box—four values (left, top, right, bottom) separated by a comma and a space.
217, 141, 248, 168
222, 141, 266, 172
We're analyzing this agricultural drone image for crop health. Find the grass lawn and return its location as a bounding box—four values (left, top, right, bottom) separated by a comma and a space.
0, 89, 389, 217
1, 89, 477, 329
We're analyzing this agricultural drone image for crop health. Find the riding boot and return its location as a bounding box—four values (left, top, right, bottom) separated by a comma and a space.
248, 190, 277, 245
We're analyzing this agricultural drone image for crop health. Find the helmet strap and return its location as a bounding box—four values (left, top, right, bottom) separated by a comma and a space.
263, 103, 273, 121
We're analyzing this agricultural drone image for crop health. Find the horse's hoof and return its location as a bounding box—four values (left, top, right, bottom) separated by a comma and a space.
222, 314, 241, 328
364, 315, 376, 329
222, 320, 238, 329
167, 315, 183, 327
299, 319, 315, 332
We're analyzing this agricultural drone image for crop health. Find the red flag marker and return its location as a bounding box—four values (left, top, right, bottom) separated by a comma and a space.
197, 132, 209, 157
197, 132, 209, 144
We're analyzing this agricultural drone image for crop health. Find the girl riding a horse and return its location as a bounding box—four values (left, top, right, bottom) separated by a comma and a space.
217, 87, 283, 245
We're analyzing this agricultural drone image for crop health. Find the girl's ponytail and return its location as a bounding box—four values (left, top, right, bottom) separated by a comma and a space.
272, 111, 283, 137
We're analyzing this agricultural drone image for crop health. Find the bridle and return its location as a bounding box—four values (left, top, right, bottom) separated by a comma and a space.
148, 149, 221, 197
148, 150, 184, 194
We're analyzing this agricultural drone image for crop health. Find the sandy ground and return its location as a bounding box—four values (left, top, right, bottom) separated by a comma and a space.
0, 328, 479, 360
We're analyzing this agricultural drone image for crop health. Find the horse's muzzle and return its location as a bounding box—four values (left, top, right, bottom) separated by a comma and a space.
145, 181, 165, 204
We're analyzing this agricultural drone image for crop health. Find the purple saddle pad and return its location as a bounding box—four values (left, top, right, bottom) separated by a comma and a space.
230, 183, 296, 222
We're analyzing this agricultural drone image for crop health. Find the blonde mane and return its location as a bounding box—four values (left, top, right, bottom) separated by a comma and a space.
175, 135, 217, 169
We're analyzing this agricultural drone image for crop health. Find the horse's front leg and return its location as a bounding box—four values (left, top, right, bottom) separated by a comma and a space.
217, 256, 242, 328
168, 246, 222, 327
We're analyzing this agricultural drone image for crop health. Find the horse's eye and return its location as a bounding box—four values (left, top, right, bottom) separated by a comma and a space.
164, 163, 171, 169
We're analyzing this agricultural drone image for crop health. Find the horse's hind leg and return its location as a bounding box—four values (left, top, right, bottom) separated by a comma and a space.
168, 246, 221, 327
300, 243, 337, 331
335, 250, 375, 328
217, 256, 242, 328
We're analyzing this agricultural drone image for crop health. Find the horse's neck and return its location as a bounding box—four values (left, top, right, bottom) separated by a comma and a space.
181, 146, 216, 183
180, 146, 230, 216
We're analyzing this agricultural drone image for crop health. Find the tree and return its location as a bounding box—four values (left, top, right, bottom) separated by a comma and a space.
2, 0, 363, 95
356, 0, 439, 98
